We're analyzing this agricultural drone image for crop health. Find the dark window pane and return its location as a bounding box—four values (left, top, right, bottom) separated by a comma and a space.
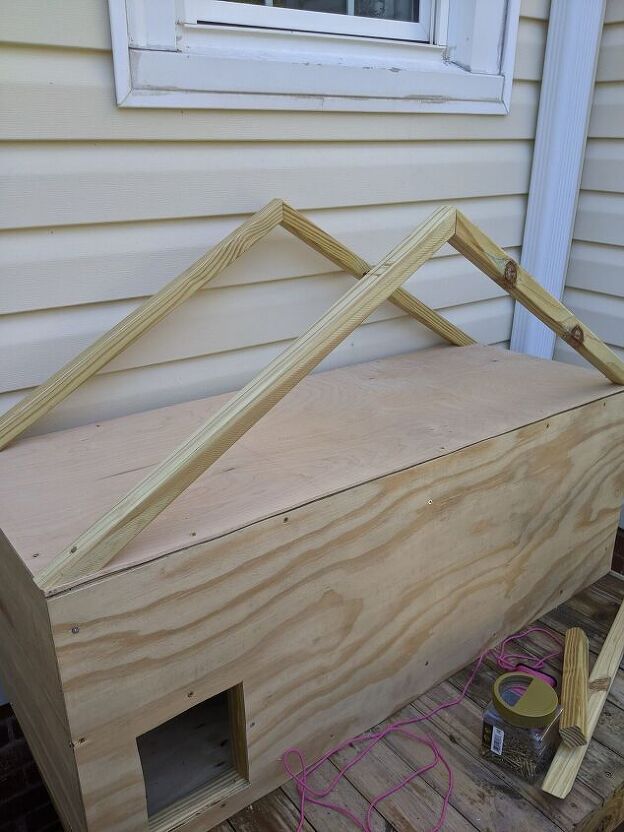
355, 0, 417, 21
273, 0, 347, 12
215, 0, 420, 20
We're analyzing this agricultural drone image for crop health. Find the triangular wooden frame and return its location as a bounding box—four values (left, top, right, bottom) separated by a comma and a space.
2, 201, 622, 591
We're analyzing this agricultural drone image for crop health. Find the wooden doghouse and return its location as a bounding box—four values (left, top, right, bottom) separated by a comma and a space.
1, 203, 623, 832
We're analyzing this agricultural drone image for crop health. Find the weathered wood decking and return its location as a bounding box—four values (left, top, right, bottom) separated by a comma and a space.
214, 574, 624, 832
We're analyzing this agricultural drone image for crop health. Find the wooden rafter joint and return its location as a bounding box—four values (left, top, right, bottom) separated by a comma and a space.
503, 259, 518, 287
1, 200, 622, 590
562, 324, 585, 347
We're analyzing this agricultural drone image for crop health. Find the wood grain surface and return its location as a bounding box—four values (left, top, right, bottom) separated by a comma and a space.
543, 597, 624, 798
35, 207, 457, 589
0, 532, 85, 831
46, 393, 624, 831
560, 627, 590, 746
451, 211, 624, 384
1, 345, 621, 592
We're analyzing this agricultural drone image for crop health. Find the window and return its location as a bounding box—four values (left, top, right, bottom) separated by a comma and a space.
109, 0, 520, 113
193, 0, 431, 42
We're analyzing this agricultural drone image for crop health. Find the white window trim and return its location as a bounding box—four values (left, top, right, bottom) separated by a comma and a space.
109, 0, 520, 113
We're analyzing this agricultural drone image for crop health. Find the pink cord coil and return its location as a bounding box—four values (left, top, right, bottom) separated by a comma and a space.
282, 625, 562, 831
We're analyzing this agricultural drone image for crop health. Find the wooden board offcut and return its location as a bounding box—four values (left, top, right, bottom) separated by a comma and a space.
0, 344, 621, 592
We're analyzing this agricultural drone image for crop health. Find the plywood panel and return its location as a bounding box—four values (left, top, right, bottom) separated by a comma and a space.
1, 344, 620, 585
0, 534, 85, 831
0, 300, 515, 436
0, 140, 533, 230
46, 391, 624, 831
0, 197, 524, 314
0, 47, 541, 142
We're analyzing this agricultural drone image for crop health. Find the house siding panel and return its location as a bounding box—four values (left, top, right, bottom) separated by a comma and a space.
556, 2, 624, 375
0, 0, 548, 435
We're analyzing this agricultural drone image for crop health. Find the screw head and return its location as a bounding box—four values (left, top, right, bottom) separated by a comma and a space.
503, 260, 518, 286
71, 626, 80, 634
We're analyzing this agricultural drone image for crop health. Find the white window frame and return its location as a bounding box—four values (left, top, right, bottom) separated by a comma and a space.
195, 0, 432, 42
109, 0, 521, 113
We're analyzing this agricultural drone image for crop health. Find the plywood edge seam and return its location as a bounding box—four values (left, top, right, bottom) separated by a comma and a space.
38, 389, 624, 600
0, 199, 619, 592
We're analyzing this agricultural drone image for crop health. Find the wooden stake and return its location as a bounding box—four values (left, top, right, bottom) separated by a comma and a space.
559, 627, 589, 747
542, 598, 624, 798
36, 207, 457, 590
451, 211, 624, 384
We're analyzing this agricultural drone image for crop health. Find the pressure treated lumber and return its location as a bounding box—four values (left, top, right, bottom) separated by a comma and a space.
0, 199, 284, 452
559, 627, 589, 747
3, 201, 622, 460
542, 597, 624, 798
0, 201, 470, 452
35, 206, 456, 589
281, 201, 475, 348
451, 210, 624, 384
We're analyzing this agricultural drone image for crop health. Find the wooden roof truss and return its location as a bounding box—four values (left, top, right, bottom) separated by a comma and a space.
1, 201, 622, 591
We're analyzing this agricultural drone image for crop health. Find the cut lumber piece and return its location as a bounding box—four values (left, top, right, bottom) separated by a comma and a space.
281, 201, 475, 348
542, 598, 624, 798
559, 627, 589, 747
450, 210, 624, 385
0, 199, 284, 452
35, 206, 457, 590
3, 202, 621, 460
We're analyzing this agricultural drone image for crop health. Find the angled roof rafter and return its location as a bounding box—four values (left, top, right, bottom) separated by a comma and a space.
0, 199, 471, 454
0, 200, 621, 591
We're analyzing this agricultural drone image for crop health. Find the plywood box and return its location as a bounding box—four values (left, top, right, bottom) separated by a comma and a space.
1, 344, 624, 832
1, 203, 624, 831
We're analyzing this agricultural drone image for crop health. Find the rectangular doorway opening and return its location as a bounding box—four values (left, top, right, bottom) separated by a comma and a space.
137, 683, 249, 825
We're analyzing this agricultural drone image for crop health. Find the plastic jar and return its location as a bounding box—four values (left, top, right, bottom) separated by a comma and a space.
481, 671, 562, 783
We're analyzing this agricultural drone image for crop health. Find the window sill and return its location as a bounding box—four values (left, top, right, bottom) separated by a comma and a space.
110, 0, 519, 114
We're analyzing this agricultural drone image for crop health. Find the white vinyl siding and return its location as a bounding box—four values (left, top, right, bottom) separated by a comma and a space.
555, 0, 624, 374
0, 0, 548, 436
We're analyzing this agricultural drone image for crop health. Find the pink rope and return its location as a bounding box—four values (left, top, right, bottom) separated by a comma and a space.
282, 625, 562, 831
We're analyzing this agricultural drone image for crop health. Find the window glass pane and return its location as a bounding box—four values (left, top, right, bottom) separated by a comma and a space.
273, 0, 347, 12
218, 0, 420, 21
355, 0, 417, 22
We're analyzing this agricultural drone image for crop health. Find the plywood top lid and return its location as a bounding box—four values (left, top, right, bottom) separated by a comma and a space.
1, 344, 621, 590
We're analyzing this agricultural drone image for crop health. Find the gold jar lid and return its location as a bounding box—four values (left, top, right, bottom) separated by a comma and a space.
492, 672, 559, 729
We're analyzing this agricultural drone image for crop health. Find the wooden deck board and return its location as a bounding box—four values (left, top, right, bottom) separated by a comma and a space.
225, 574, 624, 832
